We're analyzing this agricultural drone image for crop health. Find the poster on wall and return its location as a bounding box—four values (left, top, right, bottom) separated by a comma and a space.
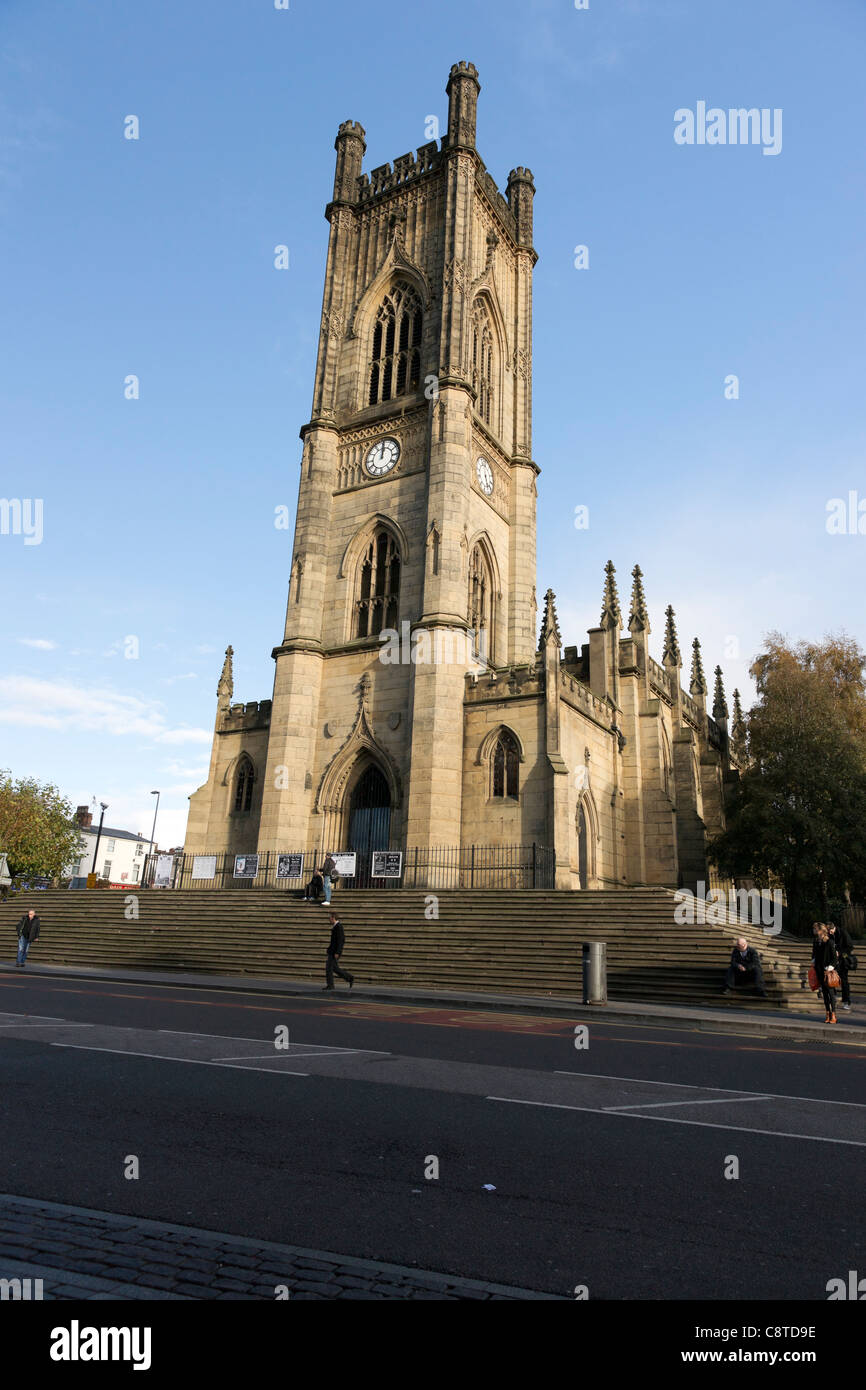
371, 851, 402, 879
276, 853, 304, 880
154, 855, 174, 888
233, 854, 259, 879
192, 855, 217, 881
331, 852, 356, 878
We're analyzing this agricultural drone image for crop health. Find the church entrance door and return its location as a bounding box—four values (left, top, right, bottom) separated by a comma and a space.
346, 765, 392, 886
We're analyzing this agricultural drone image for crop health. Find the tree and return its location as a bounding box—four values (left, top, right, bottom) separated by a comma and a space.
708, 634, 866, 931
0, 770, 85, 881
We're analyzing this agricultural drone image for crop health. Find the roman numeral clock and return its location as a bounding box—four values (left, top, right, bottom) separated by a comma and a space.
364, 437, 401, 477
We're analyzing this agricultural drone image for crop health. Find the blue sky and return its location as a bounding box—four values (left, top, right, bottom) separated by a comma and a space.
2, 0, 864, 848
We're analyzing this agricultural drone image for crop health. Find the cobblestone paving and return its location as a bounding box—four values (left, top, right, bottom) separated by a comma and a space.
0, 1194, 555, 1300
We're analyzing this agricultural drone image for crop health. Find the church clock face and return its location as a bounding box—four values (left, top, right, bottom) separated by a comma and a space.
365, 437, 400, 477
476, 456, 494, 496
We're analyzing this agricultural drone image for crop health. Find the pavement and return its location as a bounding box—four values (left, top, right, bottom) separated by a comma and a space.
0, 1194, 550, 1300
6, 959, 866, 1044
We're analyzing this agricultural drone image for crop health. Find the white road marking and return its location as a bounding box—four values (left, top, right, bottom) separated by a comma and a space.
158, 1029, 267, 1042
486, 1096, 866, 1147
0, 1021, 93, 1028
51, 1043, 309, 1076
0, 1013, 73, 1022
555, 1069, 866, 1108
605, 1094, 772, 1111
216, 1048, 391, 1062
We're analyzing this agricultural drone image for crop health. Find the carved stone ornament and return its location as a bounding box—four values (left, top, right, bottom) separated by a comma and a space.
322, 310, 345, 340
444, 258, 469, 294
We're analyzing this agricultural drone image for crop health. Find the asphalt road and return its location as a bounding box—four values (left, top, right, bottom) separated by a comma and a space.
0, 969, 862, 1299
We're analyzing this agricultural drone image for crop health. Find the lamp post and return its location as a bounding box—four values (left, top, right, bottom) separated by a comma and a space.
148, 790, 160, 885
90, 802, 108, 880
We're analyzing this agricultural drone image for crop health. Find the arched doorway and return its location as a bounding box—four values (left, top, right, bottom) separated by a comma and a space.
577, 802, 588, 889
348, 764, 391, 852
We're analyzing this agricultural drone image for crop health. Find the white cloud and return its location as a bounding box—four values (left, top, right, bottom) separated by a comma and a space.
18, 637, 57, 650
0, 675, 211, 746
154, 728, 212, 746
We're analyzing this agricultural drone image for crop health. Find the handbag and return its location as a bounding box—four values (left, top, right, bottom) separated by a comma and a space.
807, 965, 819, 991
826, 968, 842, 990
847, 952, 858, 971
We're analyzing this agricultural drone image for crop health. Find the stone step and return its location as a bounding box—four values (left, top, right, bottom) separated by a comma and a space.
1, 888, 816, 1008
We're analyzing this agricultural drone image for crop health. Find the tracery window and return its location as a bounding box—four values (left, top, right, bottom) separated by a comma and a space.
355, 529, 400, 638
233, 757, 254, 815
471, 300, 494, 426
467, 543, 493, 663
491, 730, 519, 799
368, 283, 422, 406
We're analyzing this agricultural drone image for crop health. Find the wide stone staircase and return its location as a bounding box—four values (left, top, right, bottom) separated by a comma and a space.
0, 888, 818, 1010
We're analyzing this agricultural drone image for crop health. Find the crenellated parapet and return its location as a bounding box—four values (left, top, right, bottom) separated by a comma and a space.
356, 142, 442, 204
219, 700, 272, 733
464, 663, 542, 702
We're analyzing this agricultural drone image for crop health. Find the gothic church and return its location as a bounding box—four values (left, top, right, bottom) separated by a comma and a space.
185, 62, 744, 891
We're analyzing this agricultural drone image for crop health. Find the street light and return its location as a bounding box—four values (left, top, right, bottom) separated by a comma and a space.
90, 802, 108, 880
148, 791, 160, 884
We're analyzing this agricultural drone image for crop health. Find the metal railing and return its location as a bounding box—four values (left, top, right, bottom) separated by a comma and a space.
141, 843, 555, 892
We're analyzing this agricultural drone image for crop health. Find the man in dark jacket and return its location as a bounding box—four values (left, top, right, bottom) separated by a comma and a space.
722, 937, 767, 996
16, 909, 40, 968
827, 922, 853, 1010
321, 855, 337, 905
323, 912, 353, 991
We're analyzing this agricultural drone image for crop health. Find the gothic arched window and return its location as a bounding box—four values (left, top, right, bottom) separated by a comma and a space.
355, 528, 400, 638
471, 300, 494, 427
491, 730, 519, 799
468, 543, 494, 664
369, 283, 422, 406
233, 756, 254, 815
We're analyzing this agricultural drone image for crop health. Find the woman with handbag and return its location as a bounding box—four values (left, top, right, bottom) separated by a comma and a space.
812, 925, 839, 1023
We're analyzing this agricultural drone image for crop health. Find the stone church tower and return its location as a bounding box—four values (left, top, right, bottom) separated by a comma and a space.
185, 62, 739, 892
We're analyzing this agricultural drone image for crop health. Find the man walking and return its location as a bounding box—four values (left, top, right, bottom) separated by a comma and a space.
323, 911, 353, 992
16, 908, 40, 968
827, 922, 853, 1011
722, 936, 767, 997
320, 853, 337, 905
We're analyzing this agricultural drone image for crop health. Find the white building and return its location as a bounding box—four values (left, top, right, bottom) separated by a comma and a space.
68, 807, 152, 886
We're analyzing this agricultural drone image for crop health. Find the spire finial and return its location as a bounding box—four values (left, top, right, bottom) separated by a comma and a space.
662, 605, 681, 666
628, 564, 649, 634
538, 588, 562, 651
712, 665, 728, 721
731, 688, 747, 760
689, 638, 707, 697
600, 561, 621, 630
217, 646, 234, 702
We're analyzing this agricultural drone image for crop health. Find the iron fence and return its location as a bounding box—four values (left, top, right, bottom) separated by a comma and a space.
141, 843, 555, 892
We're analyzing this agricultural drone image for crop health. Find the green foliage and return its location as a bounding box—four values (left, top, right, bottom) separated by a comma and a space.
0, 769, 85, 881
709, 634, 866, 932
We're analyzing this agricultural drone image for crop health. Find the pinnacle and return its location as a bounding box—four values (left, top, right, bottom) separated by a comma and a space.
600, 561, 621, 630
538, 588, 562, 650
712, 665, 729, 721
689, 638, 707, 697
628, 564, 649, 633
217, 646, 234, 701
662, 605, 681, 666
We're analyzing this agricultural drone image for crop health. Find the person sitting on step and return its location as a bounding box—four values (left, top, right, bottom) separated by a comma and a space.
722, 937, 767, 998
